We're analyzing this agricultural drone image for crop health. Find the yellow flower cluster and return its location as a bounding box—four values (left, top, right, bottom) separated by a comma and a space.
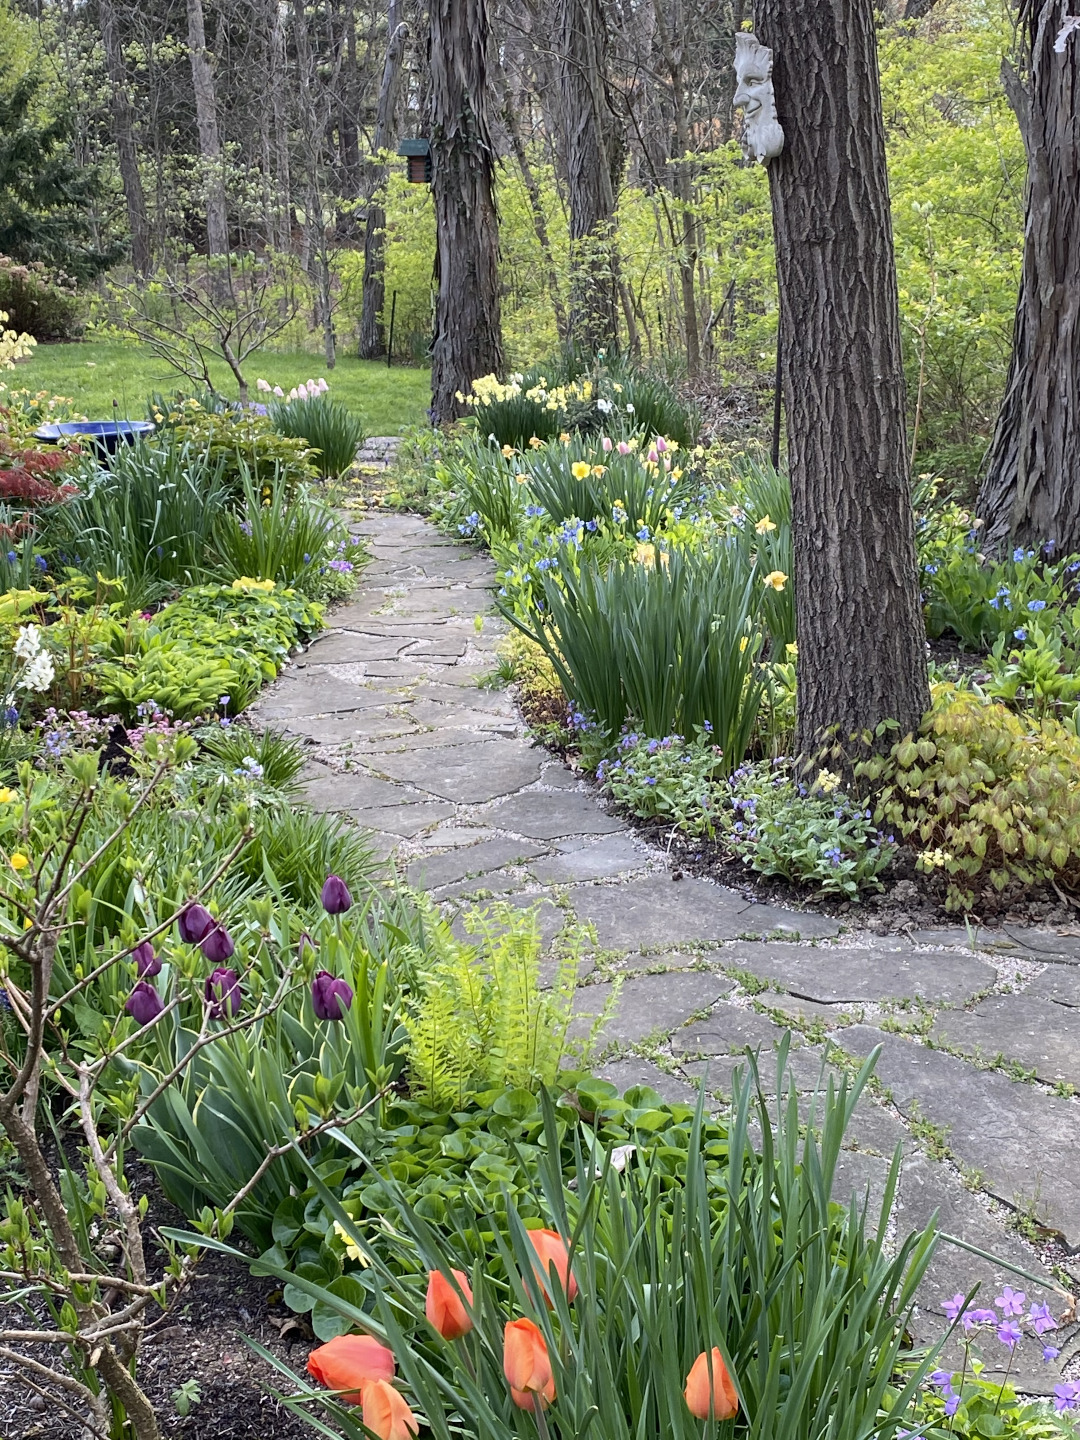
231, 577, 276, 593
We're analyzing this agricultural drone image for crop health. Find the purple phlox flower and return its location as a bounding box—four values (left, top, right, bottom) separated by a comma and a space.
125, 981, 163, 1026
178, 903, 214, 944
1029, 1302, 1056, 1335
995, 1286, 1026, 1317
1053, 1381, 1080, 1413
311, 970, 354, 1021
1043, 1346, 1061, 1363
204, 966, 242, 1020
200, 924, 235, 965
943, 1392, 960, 1418
929, 1369, 954, 1389
996, 1321, 1022, 1349
961, 1307, 998, 1332
321, 874, 353, 915
132, 940, 161, 978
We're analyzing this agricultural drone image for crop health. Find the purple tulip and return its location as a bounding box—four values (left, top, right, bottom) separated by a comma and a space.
126, 981, 163, 1026
132, 940, 161, 977
311, 970, 354, 1021
204, 967, 241, 1020
321, 874, 352, 915
178, 903, 214, 944
200, 924, 235, 964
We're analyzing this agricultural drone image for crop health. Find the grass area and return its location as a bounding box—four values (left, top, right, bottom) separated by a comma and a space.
14, 341, 431, 436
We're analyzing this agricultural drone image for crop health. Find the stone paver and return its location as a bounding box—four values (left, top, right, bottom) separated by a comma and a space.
250, 500, 1080, 1380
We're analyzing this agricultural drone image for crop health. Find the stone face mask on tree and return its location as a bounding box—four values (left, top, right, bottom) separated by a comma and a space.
733, 32, 785, 165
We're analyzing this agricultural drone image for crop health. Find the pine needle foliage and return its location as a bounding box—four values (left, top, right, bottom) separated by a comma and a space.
404, 901, 604, 1110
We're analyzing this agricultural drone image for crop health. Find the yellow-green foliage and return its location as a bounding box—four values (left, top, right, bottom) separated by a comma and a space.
403, 900, 601, 1111
867, 687, 1080, 911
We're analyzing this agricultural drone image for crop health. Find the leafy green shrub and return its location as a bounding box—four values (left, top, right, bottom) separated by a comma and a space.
598, 730, 725, 836
212, 472, 362, 598
236, 1047, 940, 1440
861, 686, 1080, 911
404, 902, 601, 1110
159, 398, 316, 502
96, 580, 322, 720
509, 545, 766, 766
267, 387, 366, 478
984, 621, 1080, 720
0, 255, 82, 340
725, 759, 896, 899
45, 439, 227, 607
922, 540, 1069, 652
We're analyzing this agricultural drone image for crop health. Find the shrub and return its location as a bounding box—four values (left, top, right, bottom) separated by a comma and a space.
861, 686, 1080, 912
159, 398, 316, 502
922, 539, 1070, 652
0, 255, 82, 340
404, 901, 601, 1109
724, 759, 896, 899
597, 729, 725, 836
267, 385, 366, 479
509, 544, 766, 767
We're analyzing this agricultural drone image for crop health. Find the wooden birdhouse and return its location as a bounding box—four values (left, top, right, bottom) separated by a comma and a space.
398, 138, 431, 184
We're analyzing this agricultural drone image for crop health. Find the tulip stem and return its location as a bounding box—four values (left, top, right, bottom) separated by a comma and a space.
534, 1400, 552, 1440
456, 1336, 476, 1382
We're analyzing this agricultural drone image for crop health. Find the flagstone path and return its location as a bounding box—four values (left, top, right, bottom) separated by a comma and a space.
251, 468, 1080, 1392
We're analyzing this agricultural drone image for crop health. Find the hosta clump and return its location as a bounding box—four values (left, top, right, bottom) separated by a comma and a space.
724, 760, 895, 898
597, 729, 724, 836
860, 686, 1080, 912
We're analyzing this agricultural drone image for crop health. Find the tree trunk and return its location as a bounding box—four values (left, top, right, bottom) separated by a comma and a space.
976, 4, 1080, 552
98, 0, 152, 276
557, 0, 623, 353
652, 0, 700, 374
359, 3, 409, 359
755, 0, 929, 757
268, 0, 292, 252
185, 0, 229, 258
428, 0, 503, 424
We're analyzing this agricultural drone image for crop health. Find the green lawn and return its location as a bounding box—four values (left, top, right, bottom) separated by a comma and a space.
17, 341, 431, 436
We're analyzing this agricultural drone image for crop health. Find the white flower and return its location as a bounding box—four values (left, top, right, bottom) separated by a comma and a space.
273, 385, 284, 398
19, 650, 55, 692
626, 403, 635, 414
317, 378, 329, 393
13, 625, 42, 662
597, 398, 613, 414
255, 377, 271, 393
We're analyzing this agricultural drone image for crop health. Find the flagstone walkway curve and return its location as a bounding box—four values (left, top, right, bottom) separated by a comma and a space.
251, 470, 1080, 1392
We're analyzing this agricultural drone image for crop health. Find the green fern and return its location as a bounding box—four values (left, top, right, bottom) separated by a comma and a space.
404, 900, 594, 1109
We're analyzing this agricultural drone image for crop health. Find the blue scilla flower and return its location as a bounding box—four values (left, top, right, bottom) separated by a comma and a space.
1014, 628, 1027, 641
537, 557, 555, 571
6, 551, 15, 563
1028, 598, 1046, 612
585, 519, 598, 531
924, 563, 938, 575
637, 526, 650, 541
1014, 547, 1026, 562
525, 504, 545, 518
34, 554, 47, 572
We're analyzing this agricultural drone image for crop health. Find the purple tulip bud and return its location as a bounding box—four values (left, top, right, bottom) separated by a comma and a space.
321, 874, 352, 915
178, 903, 214, 944
200, 924, 235, 965
132, 940, 161, 977
126, 981, 164, 1026
311, 969, 354, 1021
204, 967, 241, 1020
298, 931, 316, 961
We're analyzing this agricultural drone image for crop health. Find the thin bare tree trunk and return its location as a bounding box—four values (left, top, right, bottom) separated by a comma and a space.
359, 2, 409, 359
185, 0, 229, 258
428, 0, 503, 423
292, 0, 342, 368
99, 0, 152, 275
268, 0, 292, 251
500, 66, 568, 344
653, 0, 700, 374
756, 0, 929, 756
976, 4, 1080, 551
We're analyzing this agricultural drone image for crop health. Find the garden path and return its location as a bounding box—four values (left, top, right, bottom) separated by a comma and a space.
251, 485, 1080, 1392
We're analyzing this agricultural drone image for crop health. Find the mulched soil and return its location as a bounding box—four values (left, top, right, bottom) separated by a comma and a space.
1, 1161, 318, 1440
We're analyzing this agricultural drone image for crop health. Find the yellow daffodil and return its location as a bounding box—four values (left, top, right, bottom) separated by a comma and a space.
559, 432, 571, 444
0, 787, 14, 803
10, 852, 30, 872
739, 635, 749, 653
332, 1221, 371, 1266
501, 444, 514, 457
634, 542, 657, 567
764, 570, 787, 591
528, 436, 543, 449
755, 515, 777, 534
591, 465, 607, 477
571, 461, 591, 480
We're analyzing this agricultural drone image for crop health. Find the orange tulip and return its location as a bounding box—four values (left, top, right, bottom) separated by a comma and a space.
425, 1267, 473, 1340
306, 1334, 395, 1405
684, 1348, 739, 1421
362, 1379, 420, 1440
527, 1227, 578, 1304
503, 1317, 556, 1410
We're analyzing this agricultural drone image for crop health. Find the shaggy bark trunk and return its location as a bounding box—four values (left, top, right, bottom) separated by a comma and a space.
359, 3, 409, 359
99, 0, 152, 275
428, 0, 503, 424
558, 0, 622, 353
755, 0, 929, 757
185, 0, 229, 258
976, 4, 1080, 552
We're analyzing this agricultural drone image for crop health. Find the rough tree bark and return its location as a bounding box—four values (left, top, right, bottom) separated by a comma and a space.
652, 0, 701, 374
557, 0, 623, 353
755, 0, 929, 756
428, 0, 503, 424
976, 2, 1079, 552
359, 1, 409, 359
185, 0, 229, 258
98, 0, 152, 275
